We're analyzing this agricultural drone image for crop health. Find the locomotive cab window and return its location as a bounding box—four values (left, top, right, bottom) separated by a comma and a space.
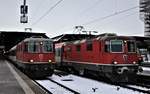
110, 40, 123, 52
76, 44, 81, 52
43, 41, 53, 52
86, 40, 93, 51
105, 41, 110, 52
24, 42, 28, 52
28, 41, 39, 53
127, 41, 136, 53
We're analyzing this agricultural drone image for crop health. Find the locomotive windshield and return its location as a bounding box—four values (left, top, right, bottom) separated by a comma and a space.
43, 41, 53, 52
110, 40, 123, 52
28, 41, 39, 53
105, 40, 136, 53
105, 40, 123, 52
26, 40, 53, 53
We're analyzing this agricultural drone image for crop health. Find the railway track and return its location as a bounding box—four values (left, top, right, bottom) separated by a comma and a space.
47, 78, 80, 94
82, 70, 150, 93
118, 83, 150, 94
35, 71, 148, 94
35, 70, 79, 94
36, 79, 78, 94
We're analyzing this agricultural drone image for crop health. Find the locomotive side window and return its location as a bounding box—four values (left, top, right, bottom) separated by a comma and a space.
127, 41, 136, 52
110, 40, 123, 52
43, 41, 53, 52
105, 41, 110, 52
66, 46, 72, 52
86, 41, 93, 51
76, 44, 81, 52
24, 42, 28, 52
28, 41, 39, 53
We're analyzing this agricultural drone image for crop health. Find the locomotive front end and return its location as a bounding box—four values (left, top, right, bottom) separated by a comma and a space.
102, 36, 141, 82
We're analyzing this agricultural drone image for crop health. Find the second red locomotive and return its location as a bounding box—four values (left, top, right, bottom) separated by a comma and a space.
55, 34, 142, 82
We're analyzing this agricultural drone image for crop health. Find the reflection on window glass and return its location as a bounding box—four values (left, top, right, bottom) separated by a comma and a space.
28, 41, 39, 53
43, 41, 53, 52
127, 41, 136, 52
111, 40, 123, 52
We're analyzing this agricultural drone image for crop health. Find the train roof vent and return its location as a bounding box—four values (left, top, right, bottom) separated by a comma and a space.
30, 36, 44, 38
96, 33, 117, 40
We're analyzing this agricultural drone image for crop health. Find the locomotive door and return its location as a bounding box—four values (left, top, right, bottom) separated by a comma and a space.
55, 48, 62, 63
55, 43, 65, 65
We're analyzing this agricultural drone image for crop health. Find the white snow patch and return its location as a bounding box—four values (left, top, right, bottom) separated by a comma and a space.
44, 74, 142, 94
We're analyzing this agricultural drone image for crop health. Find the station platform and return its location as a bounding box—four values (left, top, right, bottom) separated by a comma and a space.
0, 60, 46, 94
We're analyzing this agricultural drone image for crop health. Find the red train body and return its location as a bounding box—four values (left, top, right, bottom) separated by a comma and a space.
9, 37, 55, 78
55, 35, 141, 82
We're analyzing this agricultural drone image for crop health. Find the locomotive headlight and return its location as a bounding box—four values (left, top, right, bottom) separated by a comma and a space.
113, 61, 118, 64
30, 59, 34, 63
133, 61, 136, 64
48, 60, 52, 63
40, 42, 43, 45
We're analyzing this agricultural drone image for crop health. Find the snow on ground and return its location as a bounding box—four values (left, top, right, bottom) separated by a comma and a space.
37, 80, 73, 94
37, 74, 143, 94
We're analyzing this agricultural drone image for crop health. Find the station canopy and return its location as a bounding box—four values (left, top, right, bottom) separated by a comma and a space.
0, 31, 48, 51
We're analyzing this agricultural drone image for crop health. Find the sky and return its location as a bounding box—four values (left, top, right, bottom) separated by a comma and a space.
0, 0, 144, 38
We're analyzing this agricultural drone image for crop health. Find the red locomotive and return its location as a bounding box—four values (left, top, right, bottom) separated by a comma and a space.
9, 36, 55, 78
55, 34, 142, 82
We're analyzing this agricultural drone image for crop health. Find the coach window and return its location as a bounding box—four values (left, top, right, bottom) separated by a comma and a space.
86, 41, 92, 51
28, 41, 39, 53
127, 41, 136, 52
110, 40, 123, 52
76, 44, 81, 52
43, 41, 53, 52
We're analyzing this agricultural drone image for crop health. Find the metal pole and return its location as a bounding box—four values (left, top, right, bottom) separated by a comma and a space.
24, 0, 26, 6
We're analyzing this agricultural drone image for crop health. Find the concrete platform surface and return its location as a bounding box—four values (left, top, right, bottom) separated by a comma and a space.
0, 60, 34, 94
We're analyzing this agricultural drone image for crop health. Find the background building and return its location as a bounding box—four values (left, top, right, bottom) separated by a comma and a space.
140, 0, 150, 36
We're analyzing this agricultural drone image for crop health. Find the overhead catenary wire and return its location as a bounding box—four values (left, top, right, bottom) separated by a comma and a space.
82, 6, 139, 26
31, 0, 45, 18
31, 0, 64, 26
93, 11, 139, 34
80, 0, 104, 14
56, 6, 139, 33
